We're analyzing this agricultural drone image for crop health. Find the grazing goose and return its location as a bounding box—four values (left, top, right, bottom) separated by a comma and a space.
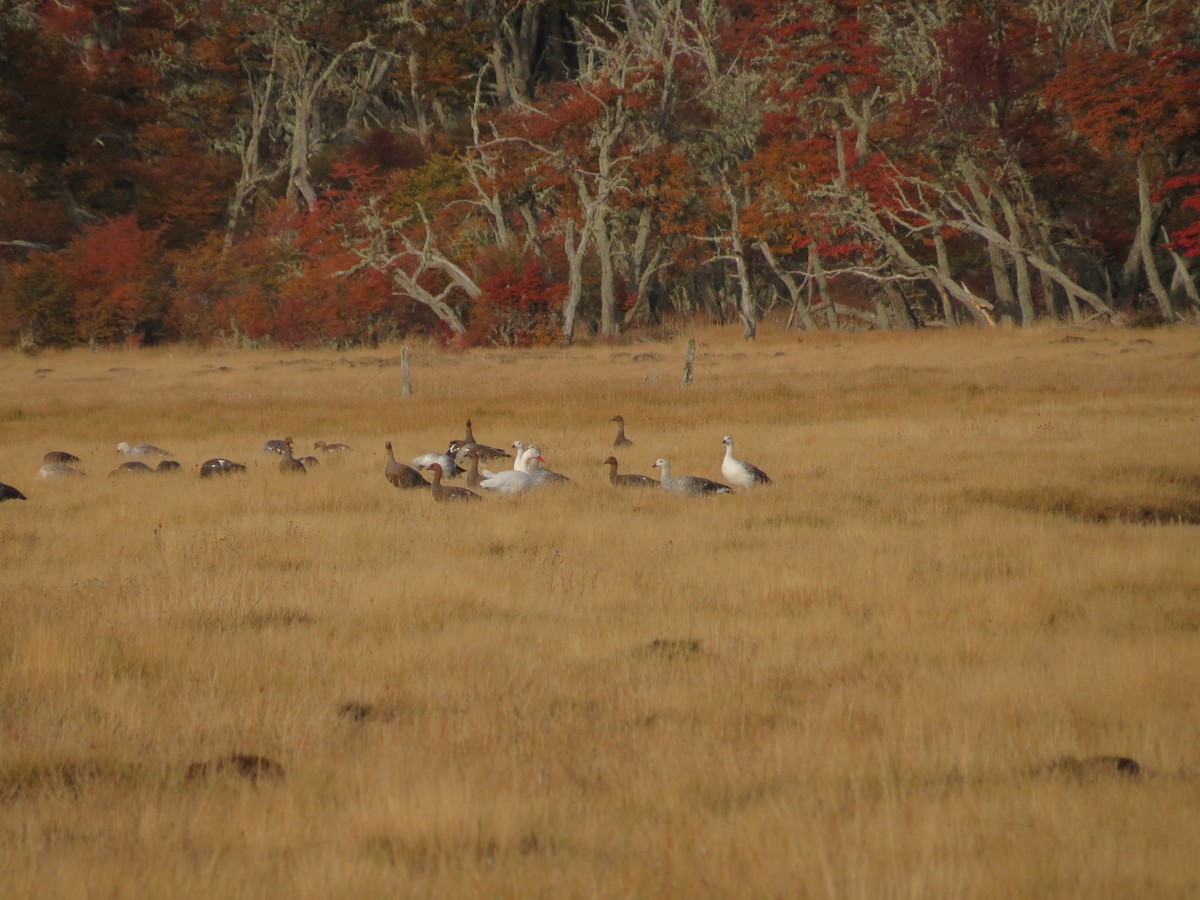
111, 461, 154, 476
38, 462, 86, 478
653, 458, 733, 495
721, 436, 771, 488
313, 440, 352, 453
611, 415, 634, 448
480, 446, 540, 493
0, 482, 27, 501
603, 456, 657, 488
525, 445, 570, 486
385, 441, 428, 488
199, 458, 247, 478
427, 463, 480, 502
43, 450, 80, 464
262, 437, 289, 455
117, 441, 171, 459
278, 438, 306, 475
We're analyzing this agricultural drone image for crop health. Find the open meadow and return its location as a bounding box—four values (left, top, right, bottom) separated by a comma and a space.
1, 323, 1199, 898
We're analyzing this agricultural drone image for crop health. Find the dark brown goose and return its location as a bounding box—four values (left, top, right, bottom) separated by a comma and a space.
461, 448, 485, 488
156, 460, 182, 473
385, 441, 428, 488
43, 450, 80, 464
0, 482, 27, 502
278, 438, 306, 475
611, 415, 634, 448
603, 456, 657, 488
427, 462, 479, 502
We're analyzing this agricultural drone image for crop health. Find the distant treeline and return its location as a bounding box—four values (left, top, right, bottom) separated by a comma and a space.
1, 1, 1198, 349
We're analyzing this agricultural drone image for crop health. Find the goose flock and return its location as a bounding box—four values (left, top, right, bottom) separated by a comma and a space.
1, 417, 773, 504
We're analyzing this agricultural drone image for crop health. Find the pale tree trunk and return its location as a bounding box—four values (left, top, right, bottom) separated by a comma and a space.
1135, 152, 1172, 318
961, 162, 1019, 322
561, 218, 593, 343
758, 241, 817, 331
810, 247, 838, 330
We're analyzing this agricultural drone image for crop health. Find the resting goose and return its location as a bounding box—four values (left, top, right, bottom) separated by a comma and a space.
412, 450, 462, 478
427, 463, 480, 502
480, 445, 540, 493
721, 436, 771, 488
262, 438, 289, 455
313, 440, 352, 453
385, 441, 428, 488
278, 438, 306, 475
199, 458, 247, 478
653, 458, 733, 495
525, 445, 570, 486
43, 450, 80, 464
611, 415, 634, 448
38, 462, 85, 478
117, 441, 172, 459
0, 482, 27, 502
156, 460, 182, 473
111, 461, 154, 476
603, 456, 657, 488
449, 439, 510, 464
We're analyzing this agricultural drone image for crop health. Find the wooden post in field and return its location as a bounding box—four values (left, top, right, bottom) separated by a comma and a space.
681, 337, 696, 386
401, 345, 412, 397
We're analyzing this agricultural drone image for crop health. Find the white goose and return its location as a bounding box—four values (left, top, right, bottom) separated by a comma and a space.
721, 436, 771, 488
117, 441, 172, 459
480, 445, 540, 493
653, 458, 733, 495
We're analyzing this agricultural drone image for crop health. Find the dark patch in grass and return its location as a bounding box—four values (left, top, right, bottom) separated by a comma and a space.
0, 760, 139, 800
185, 754, 285, 783
636, 638, 702, 660
191, 607, 314, 633
972, 488, 1200, 525
1033, 755, 1143, 780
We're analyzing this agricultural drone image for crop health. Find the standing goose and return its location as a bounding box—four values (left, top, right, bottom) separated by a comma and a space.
427, 463, 480, 502
721, 436, 771, 488
199, 458, 247, 478
653, 458, 733, 495
43, 450, 80, 464
611, 415, 634, 448
0, 482, 27, 501
603, 456, 657, 488
385, 441, 428, 488
461, 448, 485, 489
278, 438, 306, 475
117, 441, 172, 459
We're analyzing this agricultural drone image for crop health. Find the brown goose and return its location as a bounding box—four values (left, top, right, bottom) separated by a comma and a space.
612, 415, 634, 448
385, 441, 428, 488
262, 437, 289, 455
43, 450, 80, 464
603, 456, 657, 488
653, 458, 733, 495
427, 462, 479, 502
278, 438, 306, 474
461, 448, 485, 489
449, 439, 510, 464
156, 460, 182, 473
313, 440, 352, 453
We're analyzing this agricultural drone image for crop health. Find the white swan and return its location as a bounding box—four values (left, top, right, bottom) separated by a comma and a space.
721, 436, 771, 488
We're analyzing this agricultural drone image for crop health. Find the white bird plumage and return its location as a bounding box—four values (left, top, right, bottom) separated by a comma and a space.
720, 435, 771, 488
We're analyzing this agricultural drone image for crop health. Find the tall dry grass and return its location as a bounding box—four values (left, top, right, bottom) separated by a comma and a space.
1, 324, 1199, 898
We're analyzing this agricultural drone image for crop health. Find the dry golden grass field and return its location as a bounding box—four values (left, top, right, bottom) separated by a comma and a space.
1, 323, 1199, 898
